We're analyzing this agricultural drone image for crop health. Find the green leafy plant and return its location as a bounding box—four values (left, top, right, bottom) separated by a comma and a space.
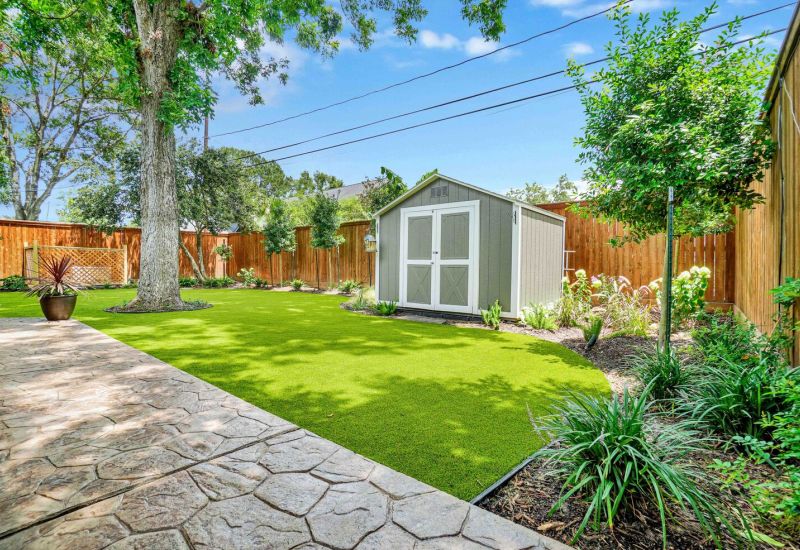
652, 266, 711, 328
534, 385, 725, 548
123, 279, 138, 289
681, 349, 797, 439
555, 270, 593, 327
481, 300, 502, 330
203, 276, 234, 288
338, 279, 361, 295
521, 303, 557, 331
290, 279, 304, 291
375, 301, 398, 316
26, 256, 81, 298
348, 287, 376, 311
0, 275, 28, 291
213, 244, 233, 262
769, 277, 800, 350
179, 277, 198, 288
238, 267, 258, 287
253, 277, 268, 288
581, 314, 603, 349
263, 198, 297, 285
631, 347, 689, 401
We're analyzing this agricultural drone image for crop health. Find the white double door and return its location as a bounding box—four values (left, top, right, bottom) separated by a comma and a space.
399, 201, 478, 314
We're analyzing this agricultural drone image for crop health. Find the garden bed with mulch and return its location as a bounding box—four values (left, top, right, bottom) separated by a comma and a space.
457, 321, 798, 550
477, 441, 790, 550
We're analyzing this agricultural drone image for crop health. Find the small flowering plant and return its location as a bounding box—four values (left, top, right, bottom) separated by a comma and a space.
650, 265, 711, 328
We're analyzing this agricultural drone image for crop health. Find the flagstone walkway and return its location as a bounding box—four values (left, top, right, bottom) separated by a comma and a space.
0, 318, 569, 550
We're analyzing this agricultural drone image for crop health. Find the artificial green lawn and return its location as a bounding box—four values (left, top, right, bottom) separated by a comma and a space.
0, 289, 609, 499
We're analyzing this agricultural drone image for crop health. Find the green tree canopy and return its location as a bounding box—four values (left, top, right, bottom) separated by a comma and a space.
506, 175, 579, 205
569, 3, 774, 244
358, 166, 408, 215
0, 20, 133, 220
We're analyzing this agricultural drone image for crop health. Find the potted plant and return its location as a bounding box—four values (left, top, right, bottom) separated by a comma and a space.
27, 256, 82, 321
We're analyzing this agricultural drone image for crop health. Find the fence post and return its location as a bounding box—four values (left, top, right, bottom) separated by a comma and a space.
123, 246, 129, 284
32, 240, 39, 281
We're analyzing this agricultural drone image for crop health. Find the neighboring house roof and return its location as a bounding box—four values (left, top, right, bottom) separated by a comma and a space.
374, 173, 566, 222
323, 180, 372, 200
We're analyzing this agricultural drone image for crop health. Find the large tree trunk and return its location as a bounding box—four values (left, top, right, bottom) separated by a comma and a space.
126, 0, 183, 310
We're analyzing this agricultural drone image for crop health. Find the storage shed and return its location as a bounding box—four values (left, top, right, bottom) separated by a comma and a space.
374, 174, 566, 318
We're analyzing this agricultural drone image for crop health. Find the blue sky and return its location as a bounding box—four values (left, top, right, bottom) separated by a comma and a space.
7, 0, 792, 220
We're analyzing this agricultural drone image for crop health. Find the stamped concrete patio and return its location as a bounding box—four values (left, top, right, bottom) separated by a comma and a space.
0, 318, 568, 549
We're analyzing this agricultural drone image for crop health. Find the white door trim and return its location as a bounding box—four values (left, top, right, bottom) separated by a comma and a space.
399, 200, 480, 314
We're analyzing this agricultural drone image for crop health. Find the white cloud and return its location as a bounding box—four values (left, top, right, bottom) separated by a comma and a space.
563, 41, 594, 57
416, 32, 518, 62
420, 30, 461, 50
464, 37, 498, 56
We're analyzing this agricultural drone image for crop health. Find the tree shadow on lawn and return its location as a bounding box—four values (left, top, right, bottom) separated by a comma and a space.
188, 366, 607, 500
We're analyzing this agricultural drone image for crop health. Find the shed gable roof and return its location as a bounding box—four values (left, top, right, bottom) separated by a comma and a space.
375, 173, 565, 222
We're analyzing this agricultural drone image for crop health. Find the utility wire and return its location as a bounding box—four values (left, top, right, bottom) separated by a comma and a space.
209, 0, 636, 138
237, 28, 786, 170
234, 4, 794, 161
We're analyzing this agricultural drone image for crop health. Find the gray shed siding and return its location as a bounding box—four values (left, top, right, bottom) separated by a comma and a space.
378, 177, 513, 310
519, 208, 564, 307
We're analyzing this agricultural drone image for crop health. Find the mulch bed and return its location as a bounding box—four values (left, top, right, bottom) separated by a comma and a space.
105, 300, 212, 313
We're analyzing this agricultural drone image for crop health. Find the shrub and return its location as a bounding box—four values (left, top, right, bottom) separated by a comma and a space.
691, 312, 770, 370
238, 267, 257, 286
123, 279, 138, 289
348, 287, 375, 311
681, 350, 797, 439
203, 276, 234, 288
179, 277, 197, 287
0, 275, 28, 291
769, 276, 800, 350
481, 300, 502, 330
652, 266, 711, 328
338, 279, 361, 295
630, 347, 689, 401
290, 278, 304, 291
375, 301, 398, 316
535, 386, 724, 547
520, 303, 557, 331
580, 314, 603, 349
253, 277, 268, 288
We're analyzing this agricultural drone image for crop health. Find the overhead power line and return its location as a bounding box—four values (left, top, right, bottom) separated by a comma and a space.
237, 28, 786, 170
235, 3, 794, 162
209, 0, 636, 138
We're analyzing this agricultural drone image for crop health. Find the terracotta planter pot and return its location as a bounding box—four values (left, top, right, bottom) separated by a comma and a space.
40, 295, 77, 321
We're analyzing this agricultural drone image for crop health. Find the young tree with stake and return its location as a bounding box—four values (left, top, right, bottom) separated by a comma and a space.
263, 198, 296, 286
568, 3, 774, 349
13, 0, 510, 312
309, 193, 343, 289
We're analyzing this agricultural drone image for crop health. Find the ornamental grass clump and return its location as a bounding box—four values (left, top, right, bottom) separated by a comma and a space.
535, 386, 726, 548
631, 347, 690, 401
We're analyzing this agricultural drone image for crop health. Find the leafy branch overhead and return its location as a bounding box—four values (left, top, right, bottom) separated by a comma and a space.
569, 2, 775, 244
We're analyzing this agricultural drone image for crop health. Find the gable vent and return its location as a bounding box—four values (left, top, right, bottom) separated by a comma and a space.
430, 186, 449, 198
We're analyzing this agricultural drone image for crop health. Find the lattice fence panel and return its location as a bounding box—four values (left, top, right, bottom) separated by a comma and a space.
26, 246, 126, 286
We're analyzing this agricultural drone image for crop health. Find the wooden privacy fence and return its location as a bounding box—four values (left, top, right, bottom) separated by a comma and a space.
1, 214, 733, 301
536, 203, 736, 305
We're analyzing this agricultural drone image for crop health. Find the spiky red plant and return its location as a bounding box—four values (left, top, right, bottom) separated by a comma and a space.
26, 256, 82, 298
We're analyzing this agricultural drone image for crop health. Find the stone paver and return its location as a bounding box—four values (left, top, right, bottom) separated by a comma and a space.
0, 318, 570, 549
